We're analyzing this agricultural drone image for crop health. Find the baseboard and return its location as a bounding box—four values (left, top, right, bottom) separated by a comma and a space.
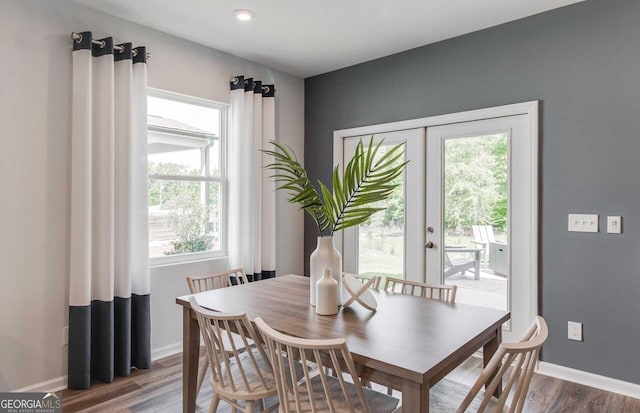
10, 343, 182, 393
13, 375, 67, 393
151, 342, 182, 361
536, 361, 640, 399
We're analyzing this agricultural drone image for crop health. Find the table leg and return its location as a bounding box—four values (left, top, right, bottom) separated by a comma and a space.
402, 379, 429, 413
183, 307, 200, 413
483, 327, 502, 397
474, 250, 481, 280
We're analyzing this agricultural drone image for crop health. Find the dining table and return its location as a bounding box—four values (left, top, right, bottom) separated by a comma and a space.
175, 274, 510, 413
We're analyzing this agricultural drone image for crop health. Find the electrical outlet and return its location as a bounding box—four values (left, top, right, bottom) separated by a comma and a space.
63, 326, 69, 346
607, 216, 622, 234
568, 321, 583, 341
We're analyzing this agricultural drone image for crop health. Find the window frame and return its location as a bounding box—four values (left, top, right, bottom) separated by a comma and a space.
147, 88, 229, 267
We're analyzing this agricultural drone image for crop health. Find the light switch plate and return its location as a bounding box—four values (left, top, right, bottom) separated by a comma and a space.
607, 216, 622, 234
568, 214, 598, 233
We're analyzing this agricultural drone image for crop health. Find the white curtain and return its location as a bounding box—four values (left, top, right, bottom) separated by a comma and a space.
228, 76, 276, 280
68, 32, 150, 389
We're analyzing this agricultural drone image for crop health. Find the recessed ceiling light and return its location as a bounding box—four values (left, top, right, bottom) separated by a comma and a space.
233, 9, 255, 22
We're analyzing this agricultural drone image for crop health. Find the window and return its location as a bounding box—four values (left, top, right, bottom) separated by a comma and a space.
147, 89, 227, 264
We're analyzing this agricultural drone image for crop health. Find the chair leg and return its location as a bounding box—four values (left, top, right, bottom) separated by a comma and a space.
360, 378, 372, 389
386, 386, 393, 396
197, 357, 210, 394
244, 401, 255, 413
208, 393, 220, 413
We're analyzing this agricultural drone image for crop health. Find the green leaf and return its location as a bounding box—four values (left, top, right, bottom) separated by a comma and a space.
262, 137, 408, 236
261, 140, 326, 234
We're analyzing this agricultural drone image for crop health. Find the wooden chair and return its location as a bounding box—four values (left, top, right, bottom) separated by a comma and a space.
454, 316, 548, 413
187, 268, 250, 293
255, 317, 399, 413
444, 250, 476, 279
381, 276, 458, 396
472, 225, 496, 260
383, 277, 457, 303
187, 268, 252, 395
189, 297, 276, 413
343, 272, 381, 290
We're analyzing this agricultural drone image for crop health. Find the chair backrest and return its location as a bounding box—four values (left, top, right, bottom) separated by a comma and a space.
444, 253, 453, 269
189, 297, 272, 395
457, 316, 549, 413
255, 317, 373, 413
383, 277, 457, 303
343, 272, 381, 290
187, 268, 249, 294
473, 225, 496, 245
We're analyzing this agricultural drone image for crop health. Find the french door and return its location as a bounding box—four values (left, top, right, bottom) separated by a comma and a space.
342, 129, 425, 284
425, 115, 535, 341
336, 103, 538, 342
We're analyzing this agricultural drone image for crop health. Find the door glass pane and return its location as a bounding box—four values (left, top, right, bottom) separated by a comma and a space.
442, 133, 508, 311
357, 144, 405, 287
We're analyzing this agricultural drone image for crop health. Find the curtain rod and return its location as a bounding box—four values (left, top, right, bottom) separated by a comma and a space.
230, 76, 273, 93
71, 32, 151, 60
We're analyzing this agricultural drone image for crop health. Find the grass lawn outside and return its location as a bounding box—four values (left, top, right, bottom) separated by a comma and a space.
356, 229, 507, 307
358, 231, 403, 289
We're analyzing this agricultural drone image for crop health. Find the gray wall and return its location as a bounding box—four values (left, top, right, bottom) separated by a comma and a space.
0, 0, 304, 390
305, 0, 640, 384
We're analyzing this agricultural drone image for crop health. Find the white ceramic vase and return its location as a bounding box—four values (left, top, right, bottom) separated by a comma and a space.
309, 236, 342, 306
316, 268, 338, 315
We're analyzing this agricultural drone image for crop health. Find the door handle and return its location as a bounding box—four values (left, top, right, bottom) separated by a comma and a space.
425, 241, 435, 249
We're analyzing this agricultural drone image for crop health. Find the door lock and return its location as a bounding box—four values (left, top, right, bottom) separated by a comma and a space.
426, 226, 435, 234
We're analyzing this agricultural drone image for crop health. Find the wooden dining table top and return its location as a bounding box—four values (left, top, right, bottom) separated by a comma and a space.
176, 274, 509, 384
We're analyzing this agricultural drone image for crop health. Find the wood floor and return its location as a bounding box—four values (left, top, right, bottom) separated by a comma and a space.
61, 352, 640, 412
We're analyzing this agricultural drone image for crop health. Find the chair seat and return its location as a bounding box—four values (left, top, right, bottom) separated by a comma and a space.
449, 257, 473, 266
429, 378, 502, 412
220, 331, 253, 354
283, 374, 399, 413
212, 350, 275, 401
445, 255, 476, 278
213, 349, 303, 401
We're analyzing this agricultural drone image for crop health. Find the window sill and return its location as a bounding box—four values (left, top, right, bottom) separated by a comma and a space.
150, 252, 227, 269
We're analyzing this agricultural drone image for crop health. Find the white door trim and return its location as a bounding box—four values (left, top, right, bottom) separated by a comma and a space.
334, 101, 539, 139
333, 101, 539, 321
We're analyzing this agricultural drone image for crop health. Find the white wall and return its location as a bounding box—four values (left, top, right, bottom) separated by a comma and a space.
0, 0, 304, 391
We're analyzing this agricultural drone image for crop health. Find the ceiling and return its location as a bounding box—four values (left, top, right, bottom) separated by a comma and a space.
75, 0, 583, 78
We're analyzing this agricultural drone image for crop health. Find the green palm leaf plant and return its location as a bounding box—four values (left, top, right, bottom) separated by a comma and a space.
262, 136, 408, 236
